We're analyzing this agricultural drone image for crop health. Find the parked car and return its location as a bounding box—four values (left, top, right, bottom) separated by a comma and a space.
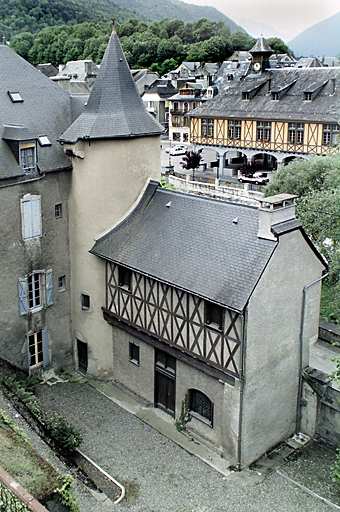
238, 172, 270, 185
169, 145, 187, 156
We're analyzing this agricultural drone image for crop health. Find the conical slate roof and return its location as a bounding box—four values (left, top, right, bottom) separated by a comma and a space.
60, 28, 163, 143
249, 36, 273, 55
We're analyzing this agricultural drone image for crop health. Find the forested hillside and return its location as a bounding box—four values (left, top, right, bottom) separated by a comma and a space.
11, 18, 257, 73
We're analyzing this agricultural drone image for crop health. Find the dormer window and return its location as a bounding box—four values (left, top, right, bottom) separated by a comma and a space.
271, 92, 279, 101
8, 91, 23, 103
38, 136, 51, 147
19, 143, 36, 174
304, 92, 312, 101
242, 92, 250, 100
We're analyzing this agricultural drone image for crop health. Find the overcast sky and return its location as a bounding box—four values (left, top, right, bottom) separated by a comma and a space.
186, 0, 340, 40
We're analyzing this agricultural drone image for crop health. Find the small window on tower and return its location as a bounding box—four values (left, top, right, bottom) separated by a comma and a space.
118, 266, 132, 291
8, 91, 23, 103
55, 203, 63, 219
81, 293, 90, 310
38, 136, 51, 147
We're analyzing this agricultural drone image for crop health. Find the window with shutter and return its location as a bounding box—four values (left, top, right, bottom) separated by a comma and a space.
45, 269, 54, 306
20, 194, 42, 240
18, 277, 28, 315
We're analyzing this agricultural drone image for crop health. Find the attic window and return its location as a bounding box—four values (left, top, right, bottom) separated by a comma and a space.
304, 92, 312, 101
8, 91, 23, 103
242, 92, 250, 100
271, 92, 279, 101
38, 136, 51, 147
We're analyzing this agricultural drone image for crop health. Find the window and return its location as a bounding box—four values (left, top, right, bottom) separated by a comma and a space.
28, 272, 43, 310
271, 92, 279, 101
256, 121, 271, 142
228, 120, 241, 140
28, 330, 44, 368
323, 123, 339, 146
129, 343, 140, 366
38, 136, 51, 147
205, 300, 224, 330
201, 118, 214, 138
184, 102, 189, 112
19, 145, 36, 174
304, 92, 312, 101
118, 266, 132, 291
20, 194, 42, 240
183, 133, 189, 142
173, 132, 181, 141
58, 275, 66, 291
242, 92, 250, 100
81, 293, 90, 310
189, 389, 213, 427
55, 203, 63, 219
18, 269, 53, 315
8, 91, 23, 103
173, 101, 179, 111
288, 122, 305, 144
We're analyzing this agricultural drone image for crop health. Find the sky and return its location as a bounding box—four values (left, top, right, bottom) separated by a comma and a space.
186, 0, 340, 40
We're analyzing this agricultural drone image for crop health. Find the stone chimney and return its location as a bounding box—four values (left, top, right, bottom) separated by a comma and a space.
258, 194, 297, 241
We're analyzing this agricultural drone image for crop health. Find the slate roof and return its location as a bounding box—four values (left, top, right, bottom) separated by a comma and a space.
0, 45, 76, 180
91, 183, 277, 311
190, 68, 340, 123
250, 37, 273, 54
143, 79, 177, 98
60, 29, 163, 143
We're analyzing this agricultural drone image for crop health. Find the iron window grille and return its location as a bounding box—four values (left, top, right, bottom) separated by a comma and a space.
288, 122, 305, 144
228, 120, 241, 140
129, 342, 140, 366
201, 118, 214, 138
256, 121, 271, 142
189, 389, 214, 427
323, 124, 339, 146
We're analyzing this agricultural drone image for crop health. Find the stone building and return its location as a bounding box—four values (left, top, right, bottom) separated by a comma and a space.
0, 29, 329, 468
189, 37, 340, 179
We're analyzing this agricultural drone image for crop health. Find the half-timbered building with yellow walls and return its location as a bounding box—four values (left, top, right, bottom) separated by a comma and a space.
189, 37, 340, 179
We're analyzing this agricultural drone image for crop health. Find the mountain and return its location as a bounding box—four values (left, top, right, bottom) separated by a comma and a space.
290, 11, 340, 57
112, 0, 242, 31
0, 0, 243, 40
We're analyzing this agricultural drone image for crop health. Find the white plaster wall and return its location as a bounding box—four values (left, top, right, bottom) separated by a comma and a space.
241, 230, 324, 466
68, 136, 160, 377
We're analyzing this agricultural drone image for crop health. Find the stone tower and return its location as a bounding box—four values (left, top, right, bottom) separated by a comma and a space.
60, 26, 162, 377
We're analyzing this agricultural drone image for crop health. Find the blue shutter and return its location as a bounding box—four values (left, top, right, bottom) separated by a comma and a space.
45, 269, 54, 306
18, 277, 28, 315
42, 328, 49, 369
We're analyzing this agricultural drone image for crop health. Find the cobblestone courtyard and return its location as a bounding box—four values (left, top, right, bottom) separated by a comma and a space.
33, 382, 340, 512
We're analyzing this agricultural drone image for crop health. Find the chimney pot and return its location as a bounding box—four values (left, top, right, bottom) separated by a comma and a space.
258, 193, 297, 240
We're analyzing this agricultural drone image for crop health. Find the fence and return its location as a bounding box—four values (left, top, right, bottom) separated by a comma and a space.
0, 467, 48, 512
168, 175, 264, 206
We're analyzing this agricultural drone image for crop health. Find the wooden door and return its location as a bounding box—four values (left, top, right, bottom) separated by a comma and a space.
77, 339, 88, 373
154, 350, 176, 416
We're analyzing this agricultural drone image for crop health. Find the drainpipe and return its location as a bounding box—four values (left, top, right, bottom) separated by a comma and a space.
296, 272, 328, 433
236, 310, 247, 470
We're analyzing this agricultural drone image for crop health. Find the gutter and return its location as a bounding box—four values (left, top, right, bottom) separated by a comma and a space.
236, 310, 247, 470
296, 272, 329, 433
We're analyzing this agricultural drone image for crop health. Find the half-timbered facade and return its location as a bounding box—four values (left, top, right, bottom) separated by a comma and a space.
190, 37, 340, 176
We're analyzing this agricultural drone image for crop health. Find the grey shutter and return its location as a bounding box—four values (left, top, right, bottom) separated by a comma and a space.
18, 277, 29, 315
42, 328, 49, 369
24, 335, 31, 371
45, 269, 54, 306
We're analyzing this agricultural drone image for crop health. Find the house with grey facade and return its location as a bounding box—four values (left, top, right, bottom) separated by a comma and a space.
0, 28, 330, 468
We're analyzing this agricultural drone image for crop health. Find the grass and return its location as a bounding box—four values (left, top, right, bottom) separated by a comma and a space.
0, 409, 59, 501
320, 282, 340, 324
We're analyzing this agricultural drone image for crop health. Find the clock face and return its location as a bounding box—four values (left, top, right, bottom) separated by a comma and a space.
253, 62, 261, 72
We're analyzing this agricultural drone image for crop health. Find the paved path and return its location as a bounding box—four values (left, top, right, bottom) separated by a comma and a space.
36, 382, 337, 512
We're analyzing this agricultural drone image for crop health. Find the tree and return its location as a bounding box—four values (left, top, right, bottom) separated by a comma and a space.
266, 155, 340, 323
181, 149, 203, 181
267, 37, 291, 55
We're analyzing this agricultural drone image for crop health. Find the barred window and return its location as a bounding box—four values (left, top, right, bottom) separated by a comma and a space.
323, 124, 339, 146
288, 123, 305, 144
201, 118, 214, 138
189, 389, 213, 426
256, 121, 271, 142
228, 120, 241, 140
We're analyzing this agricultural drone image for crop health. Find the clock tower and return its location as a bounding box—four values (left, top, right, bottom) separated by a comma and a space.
249, 36, 273, 74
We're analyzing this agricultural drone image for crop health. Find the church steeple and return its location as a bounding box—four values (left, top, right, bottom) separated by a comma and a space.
249, 36, 273, 73
60, 23, 162, 143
